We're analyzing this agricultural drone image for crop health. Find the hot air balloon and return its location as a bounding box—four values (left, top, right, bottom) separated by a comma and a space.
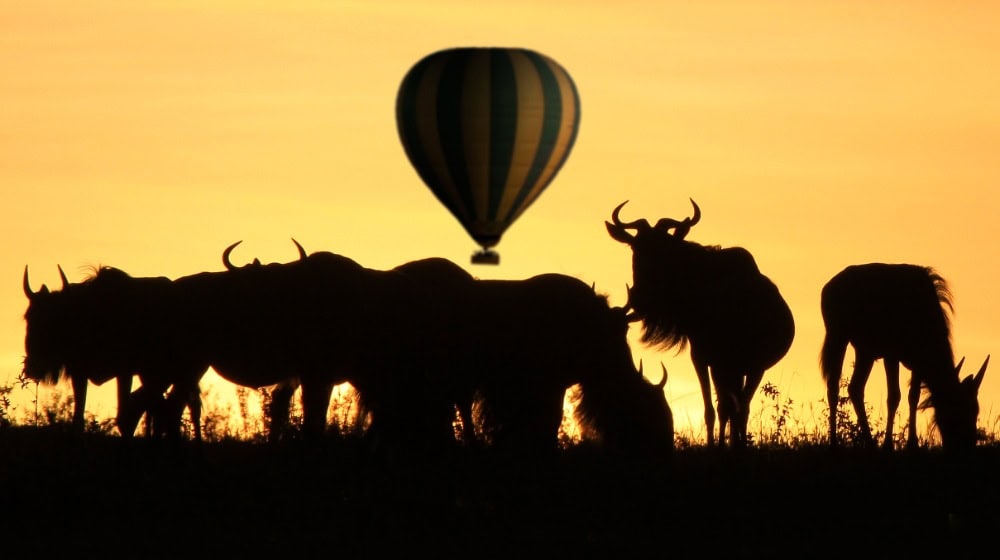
396, 47, 581, 264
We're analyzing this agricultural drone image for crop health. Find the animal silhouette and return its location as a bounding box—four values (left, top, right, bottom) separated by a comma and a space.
447, 273, 674, 454
23, 266, 204, 440
606, 199, 794, 447
820, 263, 988, 449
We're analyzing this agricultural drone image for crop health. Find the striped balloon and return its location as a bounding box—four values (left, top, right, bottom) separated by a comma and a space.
396, 47, 581, 264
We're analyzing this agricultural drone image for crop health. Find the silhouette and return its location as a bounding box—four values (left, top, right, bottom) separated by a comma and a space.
221, 243, 479, 444
396, 47, 581, 264
453, 273, 673, 454
820, 263, 988, 449
25, 241, 673, 455
22, 265, 204, 439
206, 244, 674, 454
218, 239, 327, 441
606, 199, 795, 447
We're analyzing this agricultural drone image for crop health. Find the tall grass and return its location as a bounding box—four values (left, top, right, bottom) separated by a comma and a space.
2, 375, 998, 449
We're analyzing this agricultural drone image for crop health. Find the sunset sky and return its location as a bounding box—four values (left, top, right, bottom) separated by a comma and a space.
3, 1, 998, 442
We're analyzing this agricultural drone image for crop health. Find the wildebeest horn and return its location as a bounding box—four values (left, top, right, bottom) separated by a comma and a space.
654, 198, 701, 239
657, 363, 668, 388
222, 241, 242, 271
57, 265, 69, 289
606, 200, 651, 244
23, 266, 34, 298
955, 356, 966, 375
291, 238, 307, 260
971, 355, 990, 390
23, 266, 48, 299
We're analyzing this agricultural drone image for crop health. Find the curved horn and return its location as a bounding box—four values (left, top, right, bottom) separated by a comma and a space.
23, 266, 34, 299
657, 363, 668, 388
606, 200, 651, 244
291, 238, 307, 260
57, 265, 69, 289
955, 356, 967, 375
611, 201, 647, 229
973, 355, 990, 390
222, 241, 242, 271
659, 198, 702, 239
687, 198, 701, 227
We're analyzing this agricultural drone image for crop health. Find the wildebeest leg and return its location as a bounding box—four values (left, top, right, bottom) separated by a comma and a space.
162, 382, 202, 441
905, 367, 921, 450
267, 379, 299, 442
119, 384, 159, 439
114, 374, 133, 438
71, 374, 88, 432
848, 353, 876, 445
690, 350, 715, 446
882, 359, 901, 450
710, 368, 738, 447
736, 369, 767, 447
301, 380, 334, 439
823, 335, 849, 446
187, 385, 202, 442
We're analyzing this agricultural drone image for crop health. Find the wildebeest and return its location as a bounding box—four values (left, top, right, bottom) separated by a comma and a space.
446, 273, 674, 454
606, 199, 795, 447
206, 244, 674, 454
820, 263, 988, 450
25, 240, 673, 455
216, 242, 478, 445
22, 265, 205, 440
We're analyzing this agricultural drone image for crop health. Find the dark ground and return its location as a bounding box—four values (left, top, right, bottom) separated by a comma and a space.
1, 427, 997, 559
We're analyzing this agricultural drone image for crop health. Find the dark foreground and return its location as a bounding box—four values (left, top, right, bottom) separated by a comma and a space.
1, 427, 998, 558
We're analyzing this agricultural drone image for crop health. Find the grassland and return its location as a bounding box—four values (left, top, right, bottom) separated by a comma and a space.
1, 382, 998, 558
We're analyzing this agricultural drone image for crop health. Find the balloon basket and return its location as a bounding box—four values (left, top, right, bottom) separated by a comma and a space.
471, 249, 500, 265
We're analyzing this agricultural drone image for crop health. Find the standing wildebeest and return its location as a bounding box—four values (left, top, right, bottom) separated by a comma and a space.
820, 263, 988, 450
22, 265, 205, 440
606, 199, 795, 447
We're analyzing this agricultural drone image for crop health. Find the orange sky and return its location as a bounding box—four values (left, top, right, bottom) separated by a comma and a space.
3, 1, 999, 441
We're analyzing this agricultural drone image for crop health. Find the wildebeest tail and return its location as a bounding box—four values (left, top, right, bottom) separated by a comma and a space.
820, 331, 848, 384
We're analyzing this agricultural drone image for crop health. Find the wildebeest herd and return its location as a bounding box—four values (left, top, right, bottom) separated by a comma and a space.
20, 200, 990, 453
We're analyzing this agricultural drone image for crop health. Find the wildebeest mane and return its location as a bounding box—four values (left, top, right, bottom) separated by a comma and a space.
926, 267, 954, 335
634, 240, 761, 354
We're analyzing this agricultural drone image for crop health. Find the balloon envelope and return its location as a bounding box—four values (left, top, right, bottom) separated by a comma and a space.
396, 47, 581, 264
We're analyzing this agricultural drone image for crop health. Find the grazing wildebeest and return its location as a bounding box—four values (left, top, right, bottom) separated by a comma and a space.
219, 242, 479, 444
22, 265, 205, 440
606, 199, 795, 447
162, 245, 464, 451
820, 263, 988, 450
224, 248, 672, 454
452, 273, 674, 455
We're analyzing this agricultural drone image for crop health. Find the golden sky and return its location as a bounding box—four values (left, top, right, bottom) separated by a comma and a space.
3, 0, 999, 441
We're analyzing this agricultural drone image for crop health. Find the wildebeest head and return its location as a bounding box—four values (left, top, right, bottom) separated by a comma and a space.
922, 355, 989, 449
22, 266, 71, 383
572, 303, 674, 454
605, 199, 709, 350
